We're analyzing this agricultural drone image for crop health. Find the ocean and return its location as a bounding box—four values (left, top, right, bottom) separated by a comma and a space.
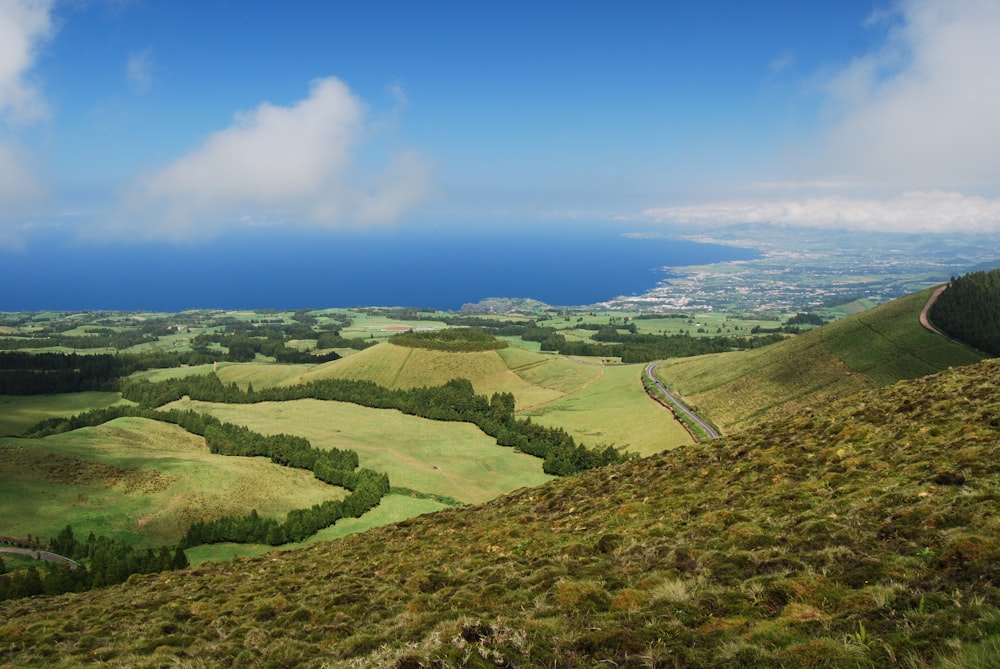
0, 229, 758, 311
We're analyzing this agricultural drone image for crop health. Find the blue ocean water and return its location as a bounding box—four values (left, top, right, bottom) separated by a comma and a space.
0, 229, 757, 311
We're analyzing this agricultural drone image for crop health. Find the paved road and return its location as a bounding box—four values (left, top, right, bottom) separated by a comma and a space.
644, 362, 720, 440
0, 547, 80, 570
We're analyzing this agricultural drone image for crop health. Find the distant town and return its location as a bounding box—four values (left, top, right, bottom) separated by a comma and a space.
602, 227, 1000, 313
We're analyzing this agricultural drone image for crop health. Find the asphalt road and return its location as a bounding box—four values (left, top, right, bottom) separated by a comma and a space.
0, 547, 80, 570
644, 362, 720, 440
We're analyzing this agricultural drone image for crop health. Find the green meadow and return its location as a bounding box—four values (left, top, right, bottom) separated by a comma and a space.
0, 417, 344, 546
184, 494, 448, 565
0, 391, 128, 436
654, 288, 984, 431
520, 362, 694, 456
164, 397, 554, 504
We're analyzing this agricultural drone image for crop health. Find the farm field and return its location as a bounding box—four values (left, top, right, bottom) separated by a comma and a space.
0, 417, 345, 546
164, 397, 553, 504
520, 362, 693, 456
0, 391, 128, 436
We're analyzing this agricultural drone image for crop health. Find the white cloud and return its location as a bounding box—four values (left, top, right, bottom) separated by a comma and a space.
769, 51, 795, 76
819, 0, 1000, 191
0, 140, 43, 203
643, 191, 1000, 234
0, 0, 52, 247
115, 77, 431, 240
126, 47, 152, 94
0, 0, 53, 124
644, 1, 1000, 234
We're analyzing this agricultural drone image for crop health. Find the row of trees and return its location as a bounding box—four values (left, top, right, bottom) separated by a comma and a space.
180, 468, 388, 547
0, 525, 188, 602
525, 330, 787, 363
115, 374, 631, 476
929, 270, 1000, 355
389, 329, 509, 352
24, 404, 390, 547
0, 350, 229, 395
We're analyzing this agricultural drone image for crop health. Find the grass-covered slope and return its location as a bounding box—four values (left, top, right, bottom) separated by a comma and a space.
163, 397, 552, 505
655, 287, 984, 431
289, 341, 604, 409
290, 342, 689, 455
4, 359, 1000, 667
0, 417, 344, 546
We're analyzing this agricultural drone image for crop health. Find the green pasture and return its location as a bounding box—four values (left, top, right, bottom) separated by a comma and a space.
332, 311, 449, 344
654, 288, 984, 432
656, 336, 873, 432
520, 362, 693, 456
129, 363, 216, 383
0, 417, 344, 546
545, 310, 789, 338
0, 391, 128, 436
164, 397, 553, 505
820, 288, 982, 384
185, 494, 448, 565
216, 361, 314, 389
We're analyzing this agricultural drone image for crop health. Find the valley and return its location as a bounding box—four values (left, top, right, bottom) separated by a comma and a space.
0, 273, 997, 667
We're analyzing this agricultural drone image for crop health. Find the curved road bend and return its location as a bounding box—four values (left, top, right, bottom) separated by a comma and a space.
644, 362, 720, 440
0, 547, 80, 570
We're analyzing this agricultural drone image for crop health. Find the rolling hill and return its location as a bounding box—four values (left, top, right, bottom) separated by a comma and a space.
3, 355, 1000, 667
653, 287, 984, 432
289, 340, 693, 456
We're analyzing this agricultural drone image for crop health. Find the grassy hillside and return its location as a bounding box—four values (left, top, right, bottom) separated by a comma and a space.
164, 397, 552, 505
521, 362, 694, 456
4, 358, 1000, 667
289, 342, 690, 455
290, 342, 604, 411
655, 287, 984, 431
0, 417, 344, 546
0, 391, 127, 436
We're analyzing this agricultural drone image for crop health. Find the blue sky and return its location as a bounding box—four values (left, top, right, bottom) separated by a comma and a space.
3, 0, 1000, 253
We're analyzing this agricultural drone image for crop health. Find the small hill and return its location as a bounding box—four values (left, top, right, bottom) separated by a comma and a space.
655, 287, 984, 431
289, 341, 603, 409
286, 340, 686, 455
4, 358, 1000, 667
0, 417, 344, 545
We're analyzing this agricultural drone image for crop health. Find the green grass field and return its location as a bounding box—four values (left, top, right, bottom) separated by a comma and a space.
0, 392, 129, 436
291, 342, 610, 410
654, 288, 985, 432
164, 397, 553, 504
520, 362, 694, 456
0, 417, 344, 546
184, 493, 448, 564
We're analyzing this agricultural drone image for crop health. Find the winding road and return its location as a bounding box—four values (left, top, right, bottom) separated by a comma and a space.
644, 362, 719, 440
0, 547, 79, 570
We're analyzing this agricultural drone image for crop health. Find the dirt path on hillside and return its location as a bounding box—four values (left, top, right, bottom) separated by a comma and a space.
920, 285, 948, 336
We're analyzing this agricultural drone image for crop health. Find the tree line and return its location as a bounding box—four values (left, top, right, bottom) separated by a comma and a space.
929, 270, 1000, 355
389, 329, 509, 352
25, 403, 390, 548
0, 525, 188, 602
0, 350, 225, 395
114, 373, 632, 476
522, 329, 787, 362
